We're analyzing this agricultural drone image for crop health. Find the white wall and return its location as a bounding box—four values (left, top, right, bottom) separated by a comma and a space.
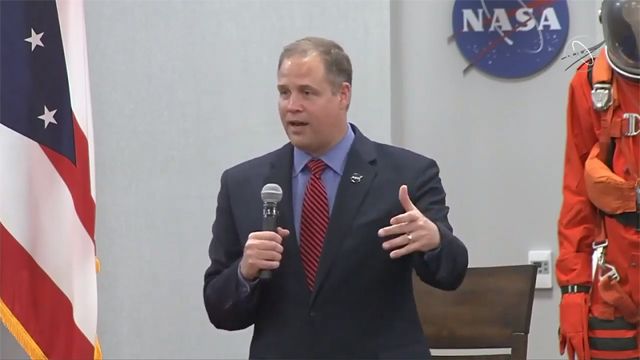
391, 1, 600, 358
89, 1, 390, 358
2, 0, 604, 359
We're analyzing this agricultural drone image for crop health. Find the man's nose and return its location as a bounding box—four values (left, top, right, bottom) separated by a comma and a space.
286, 93, 303, 112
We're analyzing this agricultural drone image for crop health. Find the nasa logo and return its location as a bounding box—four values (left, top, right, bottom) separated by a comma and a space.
452, 0, 569, 78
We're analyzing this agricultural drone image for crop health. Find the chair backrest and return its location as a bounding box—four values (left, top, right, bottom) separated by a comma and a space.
413, 264, 537, 360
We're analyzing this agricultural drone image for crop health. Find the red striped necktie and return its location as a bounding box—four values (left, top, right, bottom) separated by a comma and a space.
299, 159, 329, 290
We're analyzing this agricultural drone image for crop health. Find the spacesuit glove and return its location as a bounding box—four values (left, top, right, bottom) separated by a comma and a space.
559, 292, 591, 360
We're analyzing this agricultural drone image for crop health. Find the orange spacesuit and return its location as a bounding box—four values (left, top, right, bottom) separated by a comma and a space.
557, 1, 640, 359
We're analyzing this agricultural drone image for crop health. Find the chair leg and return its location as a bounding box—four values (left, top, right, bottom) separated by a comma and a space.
511, 333, 528, 360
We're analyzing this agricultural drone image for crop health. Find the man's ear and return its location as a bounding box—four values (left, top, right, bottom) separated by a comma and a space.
339, 82, 351, 110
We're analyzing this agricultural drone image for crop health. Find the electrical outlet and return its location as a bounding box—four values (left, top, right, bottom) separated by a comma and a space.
528, 250, 552, 289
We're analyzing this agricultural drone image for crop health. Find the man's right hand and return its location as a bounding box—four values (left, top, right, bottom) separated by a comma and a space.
239, 227, 290, 281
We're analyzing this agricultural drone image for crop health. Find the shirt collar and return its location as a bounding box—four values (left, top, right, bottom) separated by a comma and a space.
293, 123, 355, 176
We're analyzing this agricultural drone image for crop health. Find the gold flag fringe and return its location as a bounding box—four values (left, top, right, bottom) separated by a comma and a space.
0, 298, 47, 359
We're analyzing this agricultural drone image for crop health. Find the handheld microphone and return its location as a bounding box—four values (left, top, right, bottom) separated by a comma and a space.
259, 183, 283, 280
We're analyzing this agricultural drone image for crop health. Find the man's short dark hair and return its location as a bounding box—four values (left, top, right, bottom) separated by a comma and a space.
278, 37, 352, 92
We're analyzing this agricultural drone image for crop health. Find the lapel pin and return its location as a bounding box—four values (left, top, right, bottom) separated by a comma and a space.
350, 173, 363, 183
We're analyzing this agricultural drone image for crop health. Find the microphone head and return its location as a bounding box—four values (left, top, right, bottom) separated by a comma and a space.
261, 183, 283, 204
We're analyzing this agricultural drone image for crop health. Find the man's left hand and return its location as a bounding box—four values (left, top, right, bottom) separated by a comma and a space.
379, 185, 441, 259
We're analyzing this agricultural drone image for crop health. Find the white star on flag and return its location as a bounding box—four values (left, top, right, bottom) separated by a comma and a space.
38, 105, 58, 128
24, 28, 44, 51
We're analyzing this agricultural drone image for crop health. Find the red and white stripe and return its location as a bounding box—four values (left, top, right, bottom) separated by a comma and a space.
0, 1, 98, 358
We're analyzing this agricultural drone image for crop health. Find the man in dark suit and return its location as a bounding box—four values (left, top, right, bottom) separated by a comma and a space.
203, 37, 468, 359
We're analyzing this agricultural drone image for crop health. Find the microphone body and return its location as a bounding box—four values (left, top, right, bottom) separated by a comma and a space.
259, 184, 283, 280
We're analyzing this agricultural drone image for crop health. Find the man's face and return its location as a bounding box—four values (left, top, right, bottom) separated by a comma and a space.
277, 54, 350, 157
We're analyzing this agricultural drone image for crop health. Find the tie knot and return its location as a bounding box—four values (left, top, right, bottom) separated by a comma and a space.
307, 159, 326, 178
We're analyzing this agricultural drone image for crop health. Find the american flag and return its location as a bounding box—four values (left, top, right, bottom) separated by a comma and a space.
0, 0, 99, 358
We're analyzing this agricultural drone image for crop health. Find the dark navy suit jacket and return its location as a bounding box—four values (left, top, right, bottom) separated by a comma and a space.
203, 126, 468, 359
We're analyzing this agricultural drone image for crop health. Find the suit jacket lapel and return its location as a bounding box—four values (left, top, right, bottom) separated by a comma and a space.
264, 144, 295, 237
263, 144, 308, 289
311, 129, 377, 303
